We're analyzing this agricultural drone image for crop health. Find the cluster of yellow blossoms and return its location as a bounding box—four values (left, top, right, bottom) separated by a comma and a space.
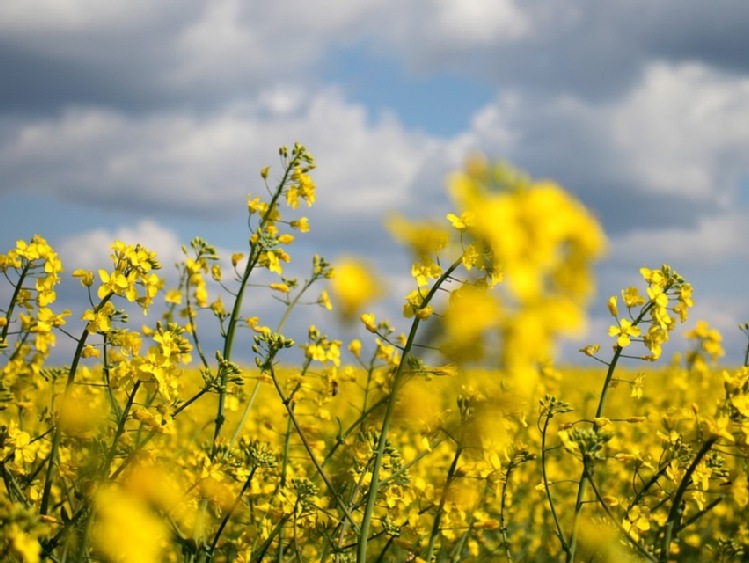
604, 265, 694, 360
381, 156, 606, 394
1, 236, 69, 391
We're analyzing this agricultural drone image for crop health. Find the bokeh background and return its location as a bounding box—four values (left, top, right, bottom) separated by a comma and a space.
2, 1, 749, 364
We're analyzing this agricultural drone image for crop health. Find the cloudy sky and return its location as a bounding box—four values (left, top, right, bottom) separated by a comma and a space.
2, 0, 749, 367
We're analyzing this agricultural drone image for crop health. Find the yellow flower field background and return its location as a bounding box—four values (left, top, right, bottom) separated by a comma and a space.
1, 142, 747, 562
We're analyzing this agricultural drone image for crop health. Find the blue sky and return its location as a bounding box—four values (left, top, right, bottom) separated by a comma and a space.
2, 1, 749, 366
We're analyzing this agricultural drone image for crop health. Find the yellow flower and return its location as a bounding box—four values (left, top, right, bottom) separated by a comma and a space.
330, 260, 382, 320
446, 211, 476, 230
349, 338, 362, 358
82, 301, 116, 334
290, 217, 310, 232
92, 485, 168, 563
165, 289, 182, 304
270, 283, 290, 294
72, 269, 95, 287
579, 344, 600, 357
81, 345, 100, 359
608, 318, 640, 347
248, 196, 267, 215
317, 289, 332, 310
622, 286, 646, 308
387, 215, 449, 259
210, 297, 225, 316
442, 285, 500, 358
607, 296, 618, 317
360, 313, 377, 333
411, 257, 442, 288
701, 417, 734, 443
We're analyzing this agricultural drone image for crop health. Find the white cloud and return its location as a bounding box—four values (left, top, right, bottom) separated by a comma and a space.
0, 0, 532, 93
57, 220, 184, 273
461, 60, 749, 212
611, 62, 749, 203
0, 88, 439, 219
0, 1, 176, 33
427, 0, 529, 47
610, 211, 749, 268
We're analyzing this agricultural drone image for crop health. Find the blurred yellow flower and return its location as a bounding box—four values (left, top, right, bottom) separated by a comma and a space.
330, 259, 382, 320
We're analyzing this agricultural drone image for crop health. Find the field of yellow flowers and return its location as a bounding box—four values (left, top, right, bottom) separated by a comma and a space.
2, 142, 748, 562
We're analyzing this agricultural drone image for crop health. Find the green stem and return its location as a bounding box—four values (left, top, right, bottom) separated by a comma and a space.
583, 465, 657, 562
660, 437, 717, 562
267, 364, 358, 531
191, 162, 297, 563
39, 294, 112, 516
0, 261, 31, 344
101, 381, 141, 477
541, 413, 569, 556
425, 443, 463, 561
500, 462, 515, 562
207, 467, 258, 559
211, 162, 293, 455
356, 259, 461, 563
250, 514, 291, 563
568, 344, 622, 561
568, 297, 663, 561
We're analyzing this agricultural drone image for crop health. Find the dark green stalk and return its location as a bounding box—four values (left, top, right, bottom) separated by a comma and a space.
541, 412, 569, 556
267, 363, 358, 531
211, 163, 292, 454
568, 300, 656, 561
583, 465, 657, 561
567, 344, 622, 561
207, 467, 258, 559
500, 462, 515, 562
425, 443, 463, 561
660, 438, 717, 562
100, 381, 141, 477
356, 259, 461, 563
0, 261, 31, 344
40, 294, 112, 515
250, 514, 291, 563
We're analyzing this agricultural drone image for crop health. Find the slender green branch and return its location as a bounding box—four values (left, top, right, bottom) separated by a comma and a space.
425, 443, 463, 561
100, 380, 141, 478
0, 261, 31, 344
172, 386, 211, 418
212, 160, 294, 454
207, 467, 258, 559
322, 395, 388, 468
267, 363, 359, 532
660, 437, 717, 562
40, 294, 113, 515
583, 465, 657, 562
250, 514, 292, 563
357, 258, 462, 563
540, 412, 570, 556
627, 461, 670, 513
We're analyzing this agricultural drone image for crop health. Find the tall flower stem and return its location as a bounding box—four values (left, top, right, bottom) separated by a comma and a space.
39, 294, 112, 516
357, 259, 461, 562
568, 301, 655, 561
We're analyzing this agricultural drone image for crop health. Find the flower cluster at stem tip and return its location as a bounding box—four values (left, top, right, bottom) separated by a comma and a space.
379, 154, 606, 394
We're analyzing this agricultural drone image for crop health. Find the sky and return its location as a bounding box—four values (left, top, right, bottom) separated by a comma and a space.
2, 0, 749, 368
